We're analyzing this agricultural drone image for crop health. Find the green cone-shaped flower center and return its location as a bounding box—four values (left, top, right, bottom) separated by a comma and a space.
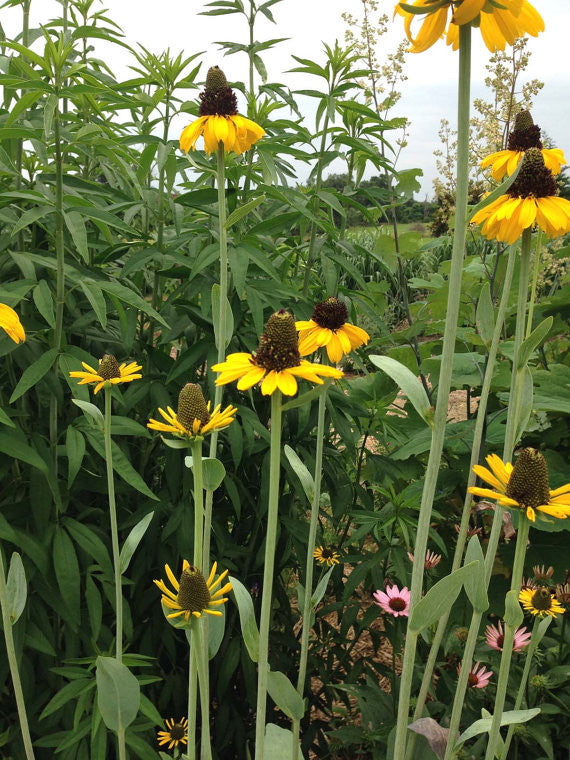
98, 354, 120, 380
530, 587, 553, 612
505, 447, 550, 510
205, 65, 228, 93
254, 310, 300, 371
176, 566, 211, 613
312, 297, 349, 330
508, 148, 557, 199
177, 383, 210, 431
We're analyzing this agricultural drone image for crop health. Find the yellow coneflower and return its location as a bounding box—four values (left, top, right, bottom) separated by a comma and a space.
0, 303, 25, 344
179, 66, 264, 156
519, 586, 565, 618
313, 546, 341, 566
157, 717, 188, 750
296, 297, 369, 364
472, 148, 570, 244
148, 383, 236, 440
395, 0, 543, 55
154, 561, 231, 621
212, 310, 343, 396
468, 448, 570, 523
481, 110, 565, 181
69, 354, 142, 394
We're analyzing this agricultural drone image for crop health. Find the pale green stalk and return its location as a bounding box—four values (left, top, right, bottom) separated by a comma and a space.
187, 438, 205, 760
292, 383, 328, 758
392, 26, 471, 760
408, 245, 517, 754
254, 391, 283, 760
195, 622, 213, 760
484, 515, 530, 760
103, 386, 126, 760
502, 616, 544, 758
0, 549, 36, 760
525, 230, 542, 339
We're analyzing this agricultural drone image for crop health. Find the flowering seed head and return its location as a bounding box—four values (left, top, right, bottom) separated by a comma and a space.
199, 66, 238, 116
505, 448, 550, 510
311, 297, 349, 330
206, 65, 228, 92
177, 383, 210, 430
169, 723, 186, 741
507, 111, 542, 151
531, 587, 554, 612
556, 583, 570, 604
254, 310, 300, 371
176, 566, 212, 614
533, 564, 554, 582
508, 149, 557, 199
98, 354, 121, 380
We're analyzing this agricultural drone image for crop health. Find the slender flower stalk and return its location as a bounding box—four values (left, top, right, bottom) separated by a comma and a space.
292, 383, 328, 758
407, 244, 517, 751
526, 229, 543, 338
393, 25, 472, 760
484, 515, 530, 760
194, 622, 212, 760
254, 391, 283, 760
0, 549, 35, 760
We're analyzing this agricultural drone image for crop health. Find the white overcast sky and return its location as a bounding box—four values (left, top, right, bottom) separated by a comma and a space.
2, 0, 569, 197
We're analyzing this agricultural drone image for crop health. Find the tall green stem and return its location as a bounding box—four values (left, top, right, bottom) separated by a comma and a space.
393, 25, 471, 760
192, 439, 204, 570
484, 515, 530, 760
187, 650, 197, 760
254, 392, 283, 760
302, 114, 330, 296
0, 549, 36, 760
525, 230, 542, 339
292, 384, 328, 758
194, 623, 213, 760
408, 244, 517, 747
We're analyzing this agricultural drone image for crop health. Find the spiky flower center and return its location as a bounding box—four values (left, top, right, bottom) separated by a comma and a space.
311, 297, 349, 331
556, 584, 570, 604
495, 633, 504, 649
508, 148, 557, 199
176, 566, 211, 613
507, 110, 543, 151
320, 548, 334, 559
505, 447, 550, 509
98, 354, 120, 380
530, 587, 553, 612
254, 310, 300, 372
169, 723, 186, 741
467, 673, 479, 688
177, 383, 210, 431
389, 597, 406, 612
199, 65, 237, 117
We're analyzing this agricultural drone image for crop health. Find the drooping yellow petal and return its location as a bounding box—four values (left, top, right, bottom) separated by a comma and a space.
453, 0, 485, 25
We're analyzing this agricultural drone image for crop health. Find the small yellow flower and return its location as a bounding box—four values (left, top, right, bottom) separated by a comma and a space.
154, 561, 232, 621
296, 297, 369, 364
212, 310, 343, 396
157, 717, 188, 750
148, 383, 236, 440
395, 0, 543, 55
313, 546, 341, 566
519, 587, 565, 618
179, 65, 264, 156
69, 354, 142, 394
472, 148, 570, 244
0, 303, 25, 344
468, 448, 570, 523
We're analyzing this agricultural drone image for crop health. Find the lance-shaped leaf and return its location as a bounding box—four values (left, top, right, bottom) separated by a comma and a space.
370, 355, 432, 426
409, 562, 478, 633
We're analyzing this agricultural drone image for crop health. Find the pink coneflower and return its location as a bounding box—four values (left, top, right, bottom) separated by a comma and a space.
373, 584, 410, 618
407, 550, 442, 570
485, 621, 532, 652
458, 662, 493, 689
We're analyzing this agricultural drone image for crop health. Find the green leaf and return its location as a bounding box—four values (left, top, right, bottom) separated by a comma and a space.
66, 426, 85, 488
225, 194, 266, 228
504, 588, 524, 629
264, 723, 303, 759
72, 398, 104, 426
6, 552, 27, 624
311, 565, 335, 608
80, 281, 107, 329
9, 348, 59, 403
39, 679, 95, 720
463, 537, 489, 613
408, 562, 478, 633
0, 408, 15, 428
267, 670, 304, 720
208, 605, 226, 660
185, 456, 226, 492
229, 576, 259, 662
96, 656, 140, 733
53, 527, 80, 626
98, 280, 168, 328
33, 280, 55, 328
64, 211, 89, 262
284, 445, 314, 504
369, 355, 432, 426
476, 281, 494, 347
515, 367, 533, 443
211, 284, 234, 350
517, 317, 553, 369
119, 512, 154, 574
456, 708, 540, 747
281, 385, 322, 411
